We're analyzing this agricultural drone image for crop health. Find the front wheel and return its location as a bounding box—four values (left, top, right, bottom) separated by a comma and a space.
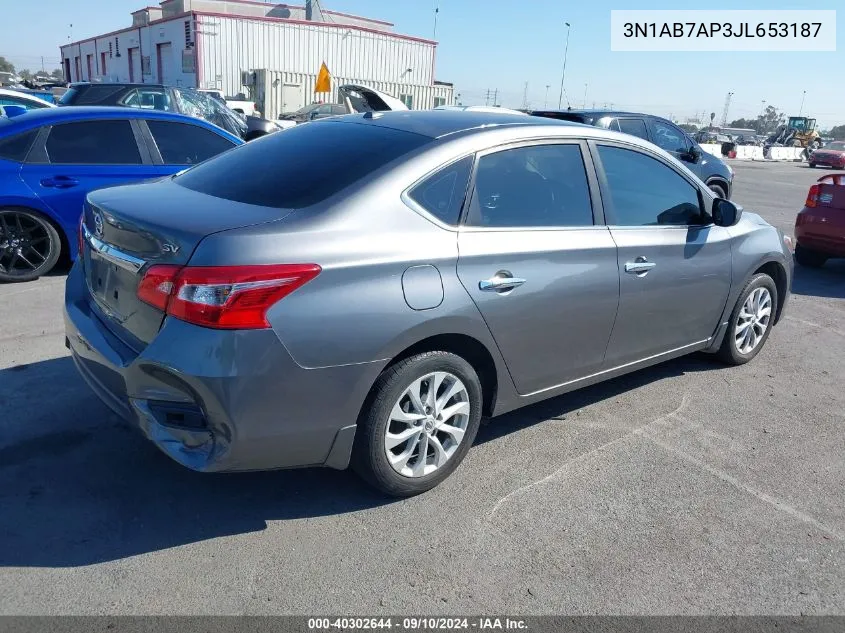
352, 351, 483, 497
0, 209, 61, 283
717, 273, 778, 365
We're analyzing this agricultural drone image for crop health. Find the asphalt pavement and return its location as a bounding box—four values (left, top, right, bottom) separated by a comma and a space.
1, 161, 843, 615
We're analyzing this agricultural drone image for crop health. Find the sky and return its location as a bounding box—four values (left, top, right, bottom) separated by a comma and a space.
1, 0, 842, 128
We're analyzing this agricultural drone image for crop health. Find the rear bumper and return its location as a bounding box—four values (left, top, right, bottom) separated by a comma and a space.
64, 260, 384, 472
795, 223, 845, 257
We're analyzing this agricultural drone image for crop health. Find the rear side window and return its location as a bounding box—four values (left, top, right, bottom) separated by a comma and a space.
467, 143, 594, 228
0, 129, 38, 162
408, 156, 473, 225
59, 85, 126, 105
147, 120, 235, 165
175, 121, 430, 208
615, 118, 649, 140
45, 120, 142, 164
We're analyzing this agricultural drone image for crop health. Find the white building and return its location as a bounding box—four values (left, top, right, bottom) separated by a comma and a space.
58, 0, 454, 114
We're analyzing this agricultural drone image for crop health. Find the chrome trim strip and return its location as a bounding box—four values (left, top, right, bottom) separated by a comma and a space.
82, 223, 146, 273
522, 339, 711, 398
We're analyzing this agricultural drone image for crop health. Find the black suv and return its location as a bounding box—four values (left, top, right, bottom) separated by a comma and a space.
529, 109, 734, 199
59, 83, 275, 141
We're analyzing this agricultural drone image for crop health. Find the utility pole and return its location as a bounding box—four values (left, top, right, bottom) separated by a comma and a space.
544, 84, 550, 109
583, 83, 587, 108
493, 88, 498, 107
557, 22, 571, 109
433, 3, 439, 40
798, 90, 806, 117
522, 82, 528, 109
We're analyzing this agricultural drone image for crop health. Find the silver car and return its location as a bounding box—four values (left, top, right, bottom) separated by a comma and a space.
65, 111, 793, 496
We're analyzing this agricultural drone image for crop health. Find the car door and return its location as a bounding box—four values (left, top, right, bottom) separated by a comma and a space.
139, 118, 240, 176
18, 118, 161, 240
592, 142, 732, 366
648, 118, 704, 179
456, 140, 620, 395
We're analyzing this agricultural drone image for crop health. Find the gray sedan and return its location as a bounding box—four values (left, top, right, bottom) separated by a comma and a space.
64, 111, 793, 496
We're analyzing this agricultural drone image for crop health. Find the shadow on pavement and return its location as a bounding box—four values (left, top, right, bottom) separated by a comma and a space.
791, 259, 845, 300
0, 352, 718, 568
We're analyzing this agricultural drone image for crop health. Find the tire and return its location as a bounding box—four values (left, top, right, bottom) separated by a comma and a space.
708, 182, 727, 199
352, 351, 483, 497
795, 243, 827, 268
717, 273, 778, 365
0, 208, 61, 283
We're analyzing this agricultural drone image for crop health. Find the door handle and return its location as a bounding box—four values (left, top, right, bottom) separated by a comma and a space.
479, 272, 526, 292
624, 257, 656, 275
40, 176, 79, 189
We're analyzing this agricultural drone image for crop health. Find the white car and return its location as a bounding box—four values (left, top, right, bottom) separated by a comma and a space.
0, 88, 55, 116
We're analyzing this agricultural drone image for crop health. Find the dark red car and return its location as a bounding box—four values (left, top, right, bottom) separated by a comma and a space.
809, 141, 845, 169
794, 173, 845, 267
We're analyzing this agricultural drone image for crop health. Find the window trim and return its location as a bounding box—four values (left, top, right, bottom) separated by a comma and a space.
36, 119, 151, 166
460, 138, 606, 232
400, 153, 476, 231
136, 118, 235, 165
614, 117, 651, 142
588, 139, 711, 230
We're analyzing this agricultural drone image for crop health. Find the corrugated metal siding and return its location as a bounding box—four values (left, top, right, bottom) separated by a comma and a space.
197, 15, 435, 96
256, 69, 454, 119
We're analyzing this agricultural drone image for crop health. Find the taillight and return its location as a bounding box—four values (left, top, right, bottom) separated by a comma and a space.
806, 184, 820, 208
137, 264, 321, 329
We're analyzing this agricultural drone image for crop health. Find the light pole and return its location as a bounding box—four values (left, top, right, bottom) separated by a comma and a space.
557, 22, 570, 109
583, 83, 588, 108
758, 99, 766, 134
798, 90, 806, 117
544, 84, 550, 109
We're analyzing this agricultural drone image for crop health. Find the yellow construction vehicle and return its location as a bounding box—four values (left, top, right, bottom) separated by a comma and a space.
768, 116, 821, 148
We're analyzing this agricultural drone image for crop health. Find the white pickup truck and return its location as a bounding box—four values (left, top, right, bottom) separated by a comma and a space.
198, 89, 260, 117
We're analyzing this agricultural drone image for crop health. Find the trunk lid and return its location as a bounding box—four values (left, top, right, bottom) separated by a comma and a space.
338, 84, 409, 113
82, 177, 293, 349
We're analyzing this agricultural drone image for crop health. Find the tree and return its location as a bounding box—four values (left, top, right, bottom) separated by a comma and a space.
825, 125, 845, 140
18, 69, 33, 81
757, 105, 786, 136
678, 123, 698, 133
728, 118, 756, 129
50, 68, 65, 81
0, 56, 14, 74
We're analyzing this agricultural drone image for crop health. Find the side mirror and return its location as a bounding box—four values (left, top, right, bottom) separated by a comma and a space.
685, 145, 702, 162
712, 198, 742, 227
309, 111, 319, 120
2, 105, 28, 118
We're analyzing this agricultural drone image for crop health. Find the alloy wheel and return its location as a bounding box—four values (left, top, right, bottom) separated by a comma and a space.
385, 371, 470, 478
0, 211, 53, 278
734, 287, 772, 354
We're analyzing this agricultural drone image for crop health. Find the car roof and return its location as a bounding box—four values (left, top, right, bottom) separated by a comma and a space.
0, 106, 241, 141
529, 108, 666, 120
327, 109, 578, 139
69, 82, 165, 89
0, 87, 55, 103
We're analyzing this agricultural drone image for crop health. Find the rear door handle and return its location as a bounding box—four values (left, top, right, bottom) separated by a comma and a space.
40, 176, 79, 189
624, 257, 657, 275
479, 272, 526, 292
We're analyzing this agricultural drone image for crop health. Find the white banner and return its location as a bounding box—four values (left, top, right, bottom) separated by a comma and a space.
610, 10, 836, 52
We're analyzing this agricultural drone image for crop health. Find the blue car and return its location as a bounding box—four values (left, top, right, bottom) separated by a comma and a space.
0, 106, 242, 281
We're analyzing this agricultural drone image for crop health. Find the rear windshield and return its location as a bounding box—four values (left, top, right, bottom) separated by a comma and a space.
530, 111, 595, 125
59, 85, 126, 105
175, 120, 430, 208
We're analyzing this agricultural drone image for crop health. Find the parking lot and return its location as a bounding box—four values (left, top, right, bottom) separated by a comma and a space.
1, 161, 843, 615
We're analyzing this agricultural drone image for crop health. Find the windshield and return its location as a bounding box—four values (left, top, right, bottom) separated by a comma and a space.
173, 88, 246, 136
292, 103, 321, 116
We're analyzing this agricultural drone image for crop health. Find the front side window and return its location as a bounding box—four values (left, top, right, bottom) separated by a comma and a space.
467, 143, 594, 228
45, 120, 142, 164
147, 120, 236, 165
615, 118, 649, 140
408, 155, 473, 225
597, 145, 704, 226
651, 119, 691, 153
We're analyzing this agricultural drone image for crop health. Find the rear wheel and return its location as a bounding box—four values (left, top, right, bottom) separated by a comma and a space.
717, 273, 777, 365
352, 351, 483, 497
795, 244, 827, 268
0, 209, 61, 283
